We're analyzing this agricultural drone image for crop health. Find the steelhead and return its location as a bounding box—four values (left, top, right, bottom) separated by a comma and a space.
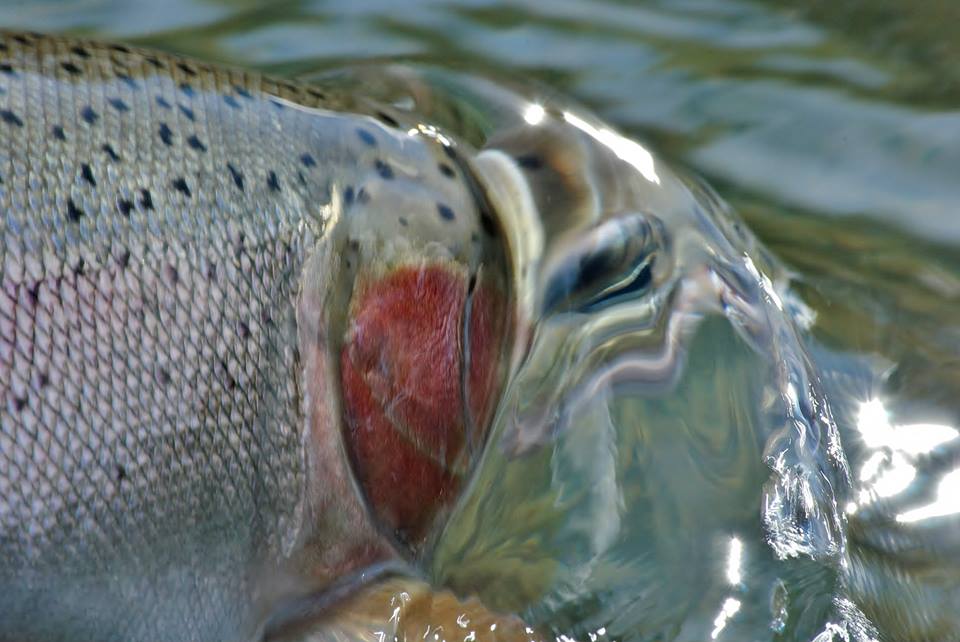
0, 32, 514, 641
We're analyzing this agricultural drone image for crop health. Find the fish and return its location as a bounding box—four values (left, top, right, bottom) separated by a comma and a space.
0, 31, 515, 641
11, 27, 958, 642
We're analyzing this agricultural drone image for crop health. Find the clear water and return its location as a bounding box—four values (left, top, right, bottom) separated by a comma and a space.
6, 1, 960, 641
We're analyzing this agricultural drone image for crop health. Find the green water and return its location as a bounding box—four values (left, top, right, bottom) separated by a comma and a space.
6, 2, 960, 641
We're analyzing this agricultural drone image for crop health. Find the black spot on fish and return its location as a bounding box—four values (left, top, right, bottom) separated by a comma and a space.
37, 372, 49, 389
308, 88, 326, 100
158, 122, 173, 146
80, 163, 96, 187
226, 163, 244, 191
24, 283, 38, 307
145, 56, 164, 68
281, 82, 297, 93
233, 233, 245, 260
117, 248, 131, 268
437, 203, 455, 221
398, 216, 408, 227
267, 171, 280, 192
12, 395, 27, 412
343, 185, 355, 205
234, 85, 252, 100
178, 104, 195, 121
237, 320, 250, 339
442, 145, 457, 160
61, 61, 82, 75
117, 198, 133, 217
177, 62, 197, 77
73, 258, 85, 276
116, 74, 137, 90
300, 153, 316, 167
116, 465, 127, 482
164, 264, 179, 285
1, 109, 23, 127
297, 171, 306, 186
102, 143, 120, 161
516, 154, 544, 170
52, 125, 66, 140
70, 45, 90, 58
374, 160, 394, 180
0, 63, 16, 75
156, 95, 171, 109
80, 105, 98, 125
187, 134, 206, 152
356, 128, 377, 147
220, 359, 237, 390
12, 35, 30, 45
157, 368, 171, 385
268, 97, 285, 111
109, 44, 131, 54
439, 163, 455, 178
376, 111, 399, 127
178, 82, 194, 97
139, 188, 154, 210
108, 97, 129, 112
206, 262, 217, 281
66, 198, 84, 222
471, 232, 479, 243
356, 187, 370, 204
223, 94, 240, 110
171, 176, 191, 198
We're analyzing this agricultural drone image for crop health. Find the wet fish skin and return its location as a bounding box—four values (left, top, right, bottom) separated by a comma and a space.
0, 32, 490, 641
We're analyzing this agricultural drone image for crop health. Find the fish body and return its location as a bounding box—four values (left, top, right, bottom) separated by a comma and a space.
0, 32, 510, 641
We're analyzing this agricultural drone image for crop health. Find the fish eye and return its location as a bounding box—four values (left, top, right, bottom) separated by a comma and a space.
540, 212, 662, 314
